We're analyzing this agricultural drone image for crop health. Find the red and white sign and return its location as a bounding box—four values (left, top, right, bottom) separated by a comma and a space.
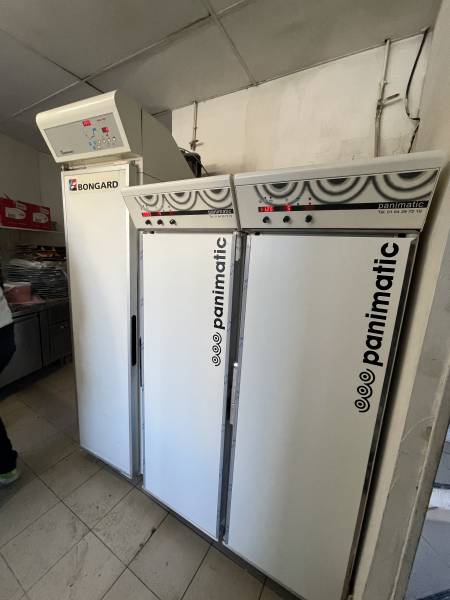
0, 197, 52, 230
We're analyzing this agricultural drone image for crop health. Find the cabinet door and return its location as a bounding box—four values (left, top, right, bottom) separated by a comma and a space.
141, 232, 235, 539
63, 165, 137, 477
0, 316, 42, 387
226, 234, 414, 600
49, 322, 72, 362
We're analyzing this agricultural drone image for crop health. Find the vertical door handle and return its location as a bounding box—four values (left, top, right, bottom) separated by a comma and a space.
131, 315, 137, 366
229, 362, 239, 426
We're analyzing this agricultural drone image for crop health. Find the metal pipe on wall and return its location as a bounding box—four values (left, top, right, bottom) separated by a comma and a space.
374, 38, 400, 157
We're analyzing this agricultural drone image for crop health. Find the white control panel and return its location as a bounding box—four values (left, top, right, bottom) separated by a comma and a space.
36, 90, 141, 163
44, 112, 123, 158
122, 175, 239, 230
235, 152, 444, 231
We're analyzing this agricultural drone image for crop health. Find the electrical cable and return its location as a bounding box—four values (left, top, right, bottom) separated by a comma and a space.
405, 27, 430, 153
179, 147, 210, 176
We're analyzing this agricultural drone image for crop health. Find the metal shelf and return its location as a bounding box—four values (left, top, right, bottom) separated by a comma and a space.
0, 225, 62, 233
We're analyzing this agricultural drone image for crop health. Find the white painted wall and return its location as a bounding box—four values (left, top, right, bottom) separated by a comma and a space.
38, 151, 64, 232
354, 2, 450, 598
172, 35, 430, 173
0, 131, 41, 202
0, 130, 64, 260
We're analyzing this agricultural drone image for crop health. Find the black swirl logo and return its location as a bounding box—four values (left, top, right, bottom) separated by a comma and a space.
354, 368, 375, 413
212, 332, 222, 366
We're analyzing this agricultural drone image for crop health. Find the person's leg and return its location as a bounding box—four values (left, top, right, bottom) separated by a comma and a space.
0, 323, 18, 481
0, 417, 17, 474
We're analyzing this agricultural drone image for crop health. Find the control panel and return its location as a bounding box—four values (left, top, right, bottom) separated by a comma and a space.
36, 90, 141, 163
122, 175, 239, 230
234, 152, 444, 231
44, 112, 124, 158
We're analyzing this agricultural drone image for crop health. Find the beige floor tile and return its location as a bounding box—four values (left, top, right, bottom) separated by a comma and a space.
62, 420, 80, 443
2, 405, 36, 430
0, 478, 58, 547
103, 569, 158, 600
21, 431, 77, 474
18, 386, 76, 432
65, 467, 133, 528
0, 460, 36, 510
0, 554, 23, 600
130, 515, 209, 600
6, 409, 57, 456
0, 395, 24, 419
34, 365, 75, 397
40, 448, 101, 498
1, 502, 88, 590
183, 547, 263, 600
94, 488, 167, 565
260, 587, 285, 600
27, 532, 124, 600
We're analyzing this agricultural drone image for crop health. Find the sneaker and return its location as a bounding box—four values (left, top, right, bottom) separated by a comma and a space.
0, 468, 20, 486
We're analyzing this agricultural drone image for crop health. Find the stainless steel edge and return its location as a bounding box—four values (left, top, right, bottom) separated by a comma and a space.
215, 231, 238, 540
223, 233, 252, 544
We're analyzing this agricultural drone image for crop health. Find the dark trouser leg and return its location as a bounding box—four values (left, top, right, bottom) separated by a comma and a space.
0, 418, 17, 473
0, 323, 17, 473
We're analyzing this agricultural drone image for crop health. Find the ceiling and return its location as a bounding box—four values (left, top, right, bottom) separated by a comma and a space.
0, 0, 442, 152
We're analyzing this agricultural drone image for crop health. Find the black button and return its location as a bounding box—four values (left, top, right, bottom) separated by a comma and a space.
169, 219, 177, 225
157, 219, 164, 225
145, 219, 151, 225
305, 214, 313, 223
283, 215, 291, 223
262, 216, 270, 224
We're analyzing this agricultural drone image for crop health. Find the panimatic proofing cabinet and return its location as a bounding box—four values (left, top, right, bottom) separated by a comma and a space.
225, 152, 444, 600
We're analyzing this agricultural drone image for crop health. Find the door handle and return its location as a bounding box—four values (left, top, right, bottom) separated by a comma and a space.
229, 362, 239, 426
131, 315, 137, 366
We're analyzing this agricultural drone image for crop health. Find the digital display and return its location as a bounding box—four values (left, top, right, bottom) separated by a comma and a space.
82, 120, 92, 127
141, 208, 233, 218
258, 204, 304, 213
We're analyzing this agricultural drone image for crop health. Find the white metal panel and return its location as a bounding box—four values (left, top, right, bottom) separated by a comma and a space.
63, 164, 137, 476
142, 232, 235, 538
226, 234, 414, 600
122, 175, 237, 231
19, 84, 101, 127
234, 152, 444, 231
36, 90, 141, 163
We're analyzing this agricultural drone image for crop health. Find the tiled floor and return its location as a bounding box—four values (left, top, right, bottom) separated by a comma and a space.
0, 364, 287, 600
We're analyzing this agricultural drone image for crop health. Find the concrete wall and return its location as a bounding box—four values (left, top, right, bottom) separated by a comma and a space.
354, 2, 450, 598
172, 34, 430, 172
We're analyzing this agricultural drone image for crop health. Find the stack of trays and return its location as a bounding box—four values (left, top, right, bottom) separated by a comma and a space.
6, 258, 68, 299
